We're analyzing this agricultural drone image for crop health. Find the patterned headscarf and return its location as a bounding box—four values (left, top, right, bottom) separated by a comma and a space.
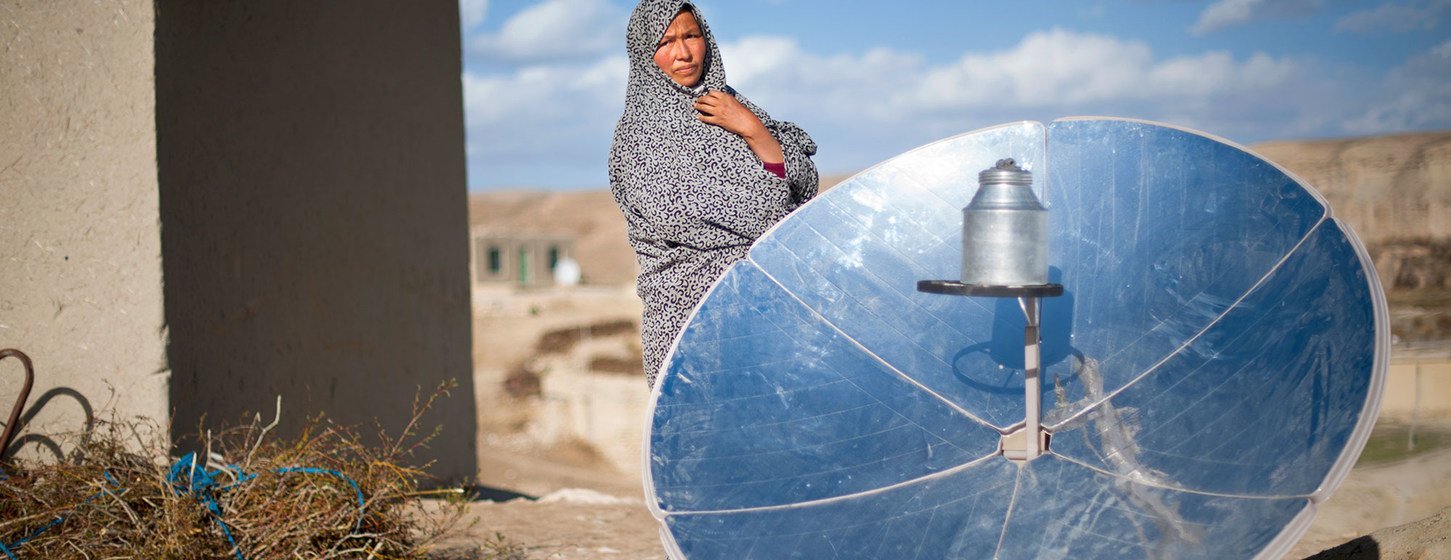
610, 0, 819, 387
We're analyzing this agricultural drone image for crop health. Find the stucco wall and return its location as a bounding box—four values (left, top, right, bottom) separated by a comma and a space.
154, 1, 476, 480
0, 1, 168, 458
1381, 358, 1451, 420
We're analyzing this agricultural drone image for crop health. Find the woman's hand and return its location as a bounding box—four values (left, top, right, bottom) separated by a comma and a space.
695, 91, 785, 166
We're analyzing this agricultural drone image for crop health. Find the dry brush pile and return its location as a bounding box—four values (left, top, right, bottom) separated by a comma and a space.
0, 383, 479, 559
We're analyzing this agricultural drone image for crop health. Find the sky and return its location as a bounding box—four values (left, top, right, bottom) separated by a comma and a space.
460, 0, 1451, 191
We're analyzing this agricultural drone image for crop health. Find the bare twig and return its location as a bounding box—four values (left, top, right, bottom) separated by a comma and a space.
0, 381, 470, 559
245, 395, 283, 468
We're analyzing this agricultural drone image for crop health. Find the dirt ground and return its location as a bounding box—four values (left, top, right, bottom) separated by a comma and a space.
1288, 443, 1451, 558
427, 428, 1451, 560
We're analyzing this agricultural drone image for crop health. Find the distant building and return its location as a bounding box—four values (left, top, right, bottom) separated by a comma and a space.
467, 190, 640, 289
470, 227, 576, 289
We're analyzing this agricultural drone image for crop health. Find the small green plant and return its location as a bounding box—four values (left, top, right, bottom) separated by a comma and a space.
480, 532, 530, 560
1357, 423, 1451, 466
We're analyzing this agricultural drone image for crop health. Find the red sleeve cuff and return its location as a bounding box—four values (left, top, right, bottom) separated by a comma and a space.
763, 161, 786, 178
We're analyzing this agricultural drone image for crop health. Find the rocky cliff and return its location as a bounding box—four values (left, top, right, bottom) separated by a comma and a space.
1252, 131, 1451, 245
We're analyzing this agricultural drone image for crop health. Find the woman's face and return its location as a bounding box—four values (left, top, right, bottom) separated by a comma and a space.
653, 9, 707, 88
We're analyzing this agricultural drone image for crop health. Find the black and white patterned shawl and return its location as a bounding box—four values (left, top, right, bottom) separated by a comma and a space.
610, 0, 819, 387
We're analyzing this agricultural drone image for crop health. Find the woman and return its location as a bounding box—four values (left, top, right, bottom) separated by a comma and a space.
610, 0, 819, 387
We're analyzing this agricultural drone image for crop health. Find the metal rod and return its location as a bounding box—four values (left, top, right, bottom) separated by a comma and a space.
1022, 297, 1042, 459
1, 349, 35, 461
1409, 362, 1422, 452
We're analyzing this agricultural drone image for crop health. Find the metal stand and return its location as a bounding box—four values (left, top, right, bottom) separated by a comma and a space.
1, 349, 34, 462
917, 281, 1063, 461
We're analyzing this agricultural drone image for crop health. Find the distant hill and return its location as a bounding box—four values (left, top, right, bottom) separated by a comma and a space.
469, 131, 1451, 289
467, 176, 855, 286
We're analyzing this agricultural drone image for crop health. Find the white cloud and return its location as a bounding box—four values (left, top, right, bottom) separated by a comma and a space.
1334, 0, 1451, 34
886, 28, 1309, 120
1194, 0, 1263, 34
1344, 41, 1451, 134
462, 56, 626, 131
467, 0, 626, 63
459, 0, 489, 31
911, 29, 1156, 109
719, 36, 922, 123
463, 25, 1449, 188
461, 54, 627, 185
1192, 0, 1325, 35
702, 29, 1334, 172
1148, 52, 1299, 97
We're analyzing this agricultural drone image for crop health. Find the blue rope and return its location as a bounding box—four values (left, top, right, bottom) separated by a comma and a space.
0, 470, 123, 558
2, 455, 367, 559
167, 453, 246, 560
4, 517, 65, 554
273, 466, 368, 533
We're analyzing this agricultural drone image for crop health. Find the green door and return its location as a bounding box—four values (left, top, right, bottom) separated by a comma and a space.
518, 247, 530, 285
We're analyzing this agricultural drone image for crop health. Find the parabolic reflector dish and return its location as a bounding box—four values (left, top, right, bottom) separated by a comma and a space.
644, 118, 1388, 559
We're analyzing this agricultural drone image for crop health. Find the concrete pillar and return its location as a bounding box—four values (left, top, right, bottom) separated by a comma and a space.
154, 0, 477, 481
1, 0, 477, 482
0, 0, 168, 458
